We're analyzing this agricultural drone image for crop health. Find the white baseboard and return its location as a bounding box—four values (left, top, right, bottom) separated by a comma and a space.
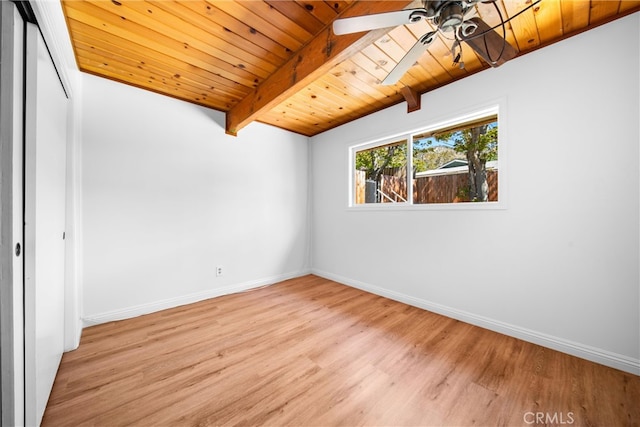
82, 269, 311, 327
311, 269, 640, 376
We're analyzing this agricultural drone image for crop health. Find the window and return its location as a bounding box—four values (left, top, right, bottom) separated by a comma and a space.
354, 138, 408, 204
351, 107, 501, 208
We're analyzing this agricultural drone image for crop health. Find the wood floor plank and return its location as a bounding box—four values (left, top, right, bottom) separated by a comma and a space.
42, 275, 640, 426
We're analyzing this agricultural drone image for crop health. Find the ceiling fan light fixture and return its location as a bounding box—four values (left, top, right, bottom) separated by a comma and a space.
420, 30, 438, 45
409, 10, 429, 24
460, 20, 478, 37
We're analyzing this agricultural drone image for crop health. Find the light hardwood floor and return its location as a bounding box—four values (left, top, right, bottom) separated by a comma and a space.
43, 275, 639, 426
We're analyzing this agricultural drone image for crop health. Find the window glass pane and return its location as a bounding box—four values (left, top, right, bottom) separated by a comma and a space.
412, 117, 498, 204
354, 139, 408, 204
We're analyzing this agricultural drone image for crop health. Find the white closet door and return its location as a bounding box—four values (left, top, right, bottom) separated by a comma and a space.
24, 23, 68, 426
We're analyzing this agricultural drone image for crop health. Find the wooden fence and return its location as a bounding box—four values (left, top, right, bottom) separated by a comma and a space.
413, 170, 498, 203
355, 170, 498, 204
380, 174, 408, 202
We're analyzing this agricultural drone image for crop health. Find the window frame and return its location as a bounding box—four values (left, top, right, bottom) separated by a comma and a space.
348, 103, 506, 210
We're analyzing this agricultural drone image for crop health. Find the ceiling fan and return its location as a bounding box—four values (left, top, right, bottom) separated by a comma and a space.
333, 0, 541, 85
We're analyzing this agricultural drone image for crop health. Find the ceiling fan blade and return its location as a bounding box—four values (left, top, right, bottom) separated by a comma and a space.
333, 9, 427, 35
382, 31, 437, 86
460, 17, 517, 67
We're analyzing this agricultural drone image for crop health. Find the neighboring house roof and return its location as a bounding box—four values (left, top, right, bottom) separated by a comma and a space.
438, 159, 469, 169
415, 160, 498, 178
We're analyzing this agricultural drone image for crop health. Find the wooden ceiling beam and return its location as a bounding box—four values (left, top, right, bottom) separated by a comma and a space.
225, 0, 415, 136
400, 86, 421, 113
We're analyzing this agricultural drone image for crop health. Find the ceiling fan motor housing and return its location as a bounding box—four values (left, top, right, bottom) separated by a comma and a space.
423, 0, 448, 18
438, 3, 464, 31
423, 0, 482, 31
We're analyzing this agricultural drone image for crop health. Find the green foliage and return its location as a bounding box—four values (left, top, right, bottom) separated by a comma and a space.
355, 142, 407, 180
436, 122, 498, 162
413, 145, 465, 173
456, 184, 471, 200
411, 121, 496, 174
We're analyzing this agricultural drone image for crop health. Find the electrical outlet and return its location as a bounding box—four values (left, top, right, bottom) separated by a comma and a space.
216, 266, 223, 277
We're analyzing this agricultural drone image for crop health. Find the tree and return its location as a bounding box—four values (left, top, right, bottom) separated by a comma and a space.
355, 142, 407, 203
355, 142, 406, 183
436, 122, 497, 202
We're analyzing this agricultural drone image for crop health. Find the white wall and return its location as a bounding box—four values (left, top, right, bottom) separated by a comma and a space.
310, 13, 639, 374
81, 74, 310, 323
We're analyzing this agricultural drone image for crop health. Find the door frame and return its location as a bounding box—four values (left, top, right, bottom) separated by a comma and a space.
0, 2, 25, 426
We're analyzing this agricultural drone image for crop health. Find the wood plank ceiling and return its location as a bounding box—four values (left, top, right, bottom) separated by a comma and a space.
61, 0, 640, 137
